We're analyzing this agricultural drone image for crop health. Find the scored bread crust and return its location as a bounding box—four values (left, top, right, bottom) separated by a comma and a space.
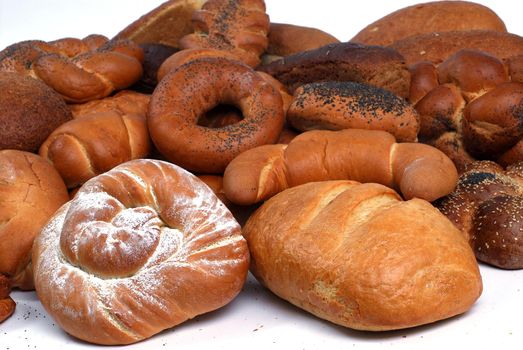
243, 180, 482, 330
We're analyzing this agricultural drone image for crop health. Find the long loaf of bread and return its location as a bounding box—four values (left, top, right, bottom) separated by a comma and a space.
243, 180, 482, 330
223, 129, 458, 205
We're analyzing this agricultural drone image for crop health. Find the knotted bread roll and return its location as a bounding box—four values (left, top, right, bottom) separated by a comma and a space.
32, 159, 249, 345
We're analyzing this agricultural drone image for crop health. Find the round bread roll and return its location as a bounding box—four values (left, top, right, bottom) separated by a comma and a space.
0, 150, 69, 290
243, 180, 482, 330
0, 73, 72, 152
351, 1, 506, 46
33, 159, 249, 345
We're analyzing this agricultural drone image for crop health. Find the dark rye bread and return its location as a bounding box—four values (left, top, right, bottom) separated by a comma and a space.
287, 82, 419, 142
351, 1, 506, 47
390, 30, 523, 65
258, 42, 411, 98
0, 73, 72, 152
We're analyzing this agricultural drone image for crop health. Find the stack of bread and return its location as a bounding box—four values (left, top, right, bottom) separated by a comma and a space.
0, 0, 521, 346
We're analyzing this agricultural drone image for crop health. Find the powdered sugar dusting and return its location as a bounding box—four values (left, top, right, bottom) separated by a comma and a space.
32, 159, 248, 342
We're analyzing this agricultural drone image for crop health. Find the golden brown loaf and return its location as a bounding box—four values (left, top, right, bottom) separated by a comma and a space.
114, 0, 205, 48
266, 22, 339, 57
179, 0, 270, 67
39, 110, 151, 188
258, 42, 411, 98
0, 72, 72, 152
148, 57, 284, 173
0, 150, 69, 290
69, 90, 150, 119
244, 180, 482, 330
435, 161, 523, 269
351, 1, 506, 47
390, 30, 523, 66
223, 129, 458, 205
0, 35, 143, 103
287, 82, 420, 142
32, 159, 249, 345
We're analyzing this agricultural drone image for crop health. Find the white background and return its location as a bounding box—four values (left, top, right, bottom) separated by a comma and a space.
1, 1, 523, 349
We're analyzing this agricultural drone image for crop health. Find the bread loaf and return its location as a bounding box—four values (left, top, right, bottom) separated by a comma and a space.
223, 129, 458, 205
179, 0, 270, 67
114, 0, 205, 48
0, 35, 143, 103
435, 161, 523, 269
266, 22, 339, 57
39, 111, 151, 188
33, 159, 249, 344
244, 180, 482, 330
390, 30, 523, 66
0, 72, 72, 152
287, 82, 419, 142
0, 150, 69, 290
258, 42, 411, 98
351, 1, 506, 46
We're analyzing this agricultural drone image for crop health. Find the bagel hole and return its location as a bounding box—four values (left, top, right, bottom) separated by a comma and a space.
198, 104, 244, 128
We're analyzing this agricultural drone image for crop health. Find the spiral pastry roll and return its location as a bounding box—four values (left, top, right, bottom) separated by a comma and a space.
32, 159, 249, 345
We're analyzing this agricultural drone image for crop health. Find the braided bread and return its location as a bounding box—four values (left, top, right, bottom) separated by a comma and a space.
0, 35, 143, 103
435, 161, 523, 269
39, 110, 151, 189
179, 0, 270, 67
223, 129, 458, 205
412, 49, 523, 169
32, 159, 249, 345
244, 180, 482, 330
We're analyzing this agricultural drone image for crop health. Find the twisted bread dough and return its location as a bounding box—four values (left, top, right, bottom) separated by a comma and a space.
0, 35, 143, 103
223, 129, 458, 205
179, 0, 270, 67
33, 159, 249, 345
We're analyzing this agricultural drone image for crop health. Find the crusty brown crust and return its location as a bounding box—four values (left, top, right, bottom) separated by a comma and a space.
114, 0, 205, 47
0, 150, 68, 290
244, 180, 482, 330
435, 161, 523, 269
267, 22, 339, 57
179, 0, 270, 67
287, 82, 419, 142
390, 30, 523, 66
223, 129, 458, 205
0, 36, 143, 103
39, 111, 151, 189
351, 1, 506, 46
0, 73, 72, 152
258, 42, 411, 98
